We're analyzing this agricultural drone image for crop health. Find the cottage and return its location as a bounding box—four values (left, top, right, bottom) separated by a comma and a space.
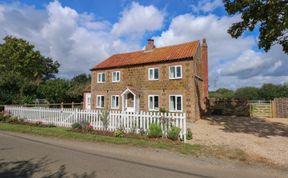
83, 39, 208, 120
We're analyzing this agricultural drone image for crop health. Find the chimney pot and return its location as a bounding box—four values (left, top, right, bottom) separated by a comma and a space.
145, 39, 155, 51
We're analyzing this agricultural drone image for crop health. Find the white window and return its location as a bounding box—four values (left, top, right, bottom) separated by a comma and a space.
111, 95, 119, 109
148, 95, 159, 111
97, 73, 105, 83
169, 65, 182, 79
96, 95, 105, 108
112, 71, 120, 82
148, 68, 159, 80
169, 95, 183, 112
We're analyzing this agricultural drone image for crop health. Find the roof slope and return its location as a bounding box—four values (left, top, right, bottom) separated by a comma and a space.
92, 40, 199, 70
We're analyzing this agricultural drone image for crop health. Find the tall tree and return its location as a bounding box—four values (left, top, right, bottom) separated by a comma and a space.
223, 0, 288, 53
234, 87, 259, 100
0, 36, 60, 104
209, 88, 234, 99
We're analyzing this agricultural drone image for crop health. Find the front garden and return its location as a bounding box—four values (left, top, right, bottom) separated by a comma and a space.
0, 111, 258, 163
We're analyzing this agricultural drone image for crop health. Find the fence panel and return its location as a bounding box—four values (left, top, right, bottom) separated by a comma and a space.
4, 106, 187, 142
250, 103, 272, 118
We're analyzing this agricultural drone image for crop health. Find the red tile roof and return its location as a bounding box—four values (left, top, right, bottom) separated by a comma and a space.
92, 40, 199, 70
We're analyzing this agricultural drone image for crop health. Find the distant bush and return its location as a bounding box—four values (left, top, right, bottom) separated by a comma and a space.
186, 128, 193, 140
167, 126, 181, 141
148, 123, 162, 138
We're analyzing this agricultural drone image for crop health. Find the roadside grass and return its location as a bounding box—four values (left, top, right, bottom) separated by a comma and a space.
0, 123, 262, 163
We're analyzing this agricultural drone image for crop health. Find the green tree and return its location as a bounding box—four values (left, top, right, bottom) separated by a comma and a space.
223, 0, 288, 53
258, 83, 280, 100
209, 88, 234, 99
234, 87, 260, 100
66, 73, 91, 102
0, 36, 60, 104
38, 79, 71, 103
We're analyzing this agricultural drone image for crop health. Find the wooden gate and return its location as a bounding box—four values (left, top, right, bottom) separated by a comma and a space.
250, 103, 272, 118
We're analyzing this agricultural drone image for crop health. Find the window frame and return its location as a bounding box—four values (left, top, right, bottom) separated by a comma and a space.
148, 67, 159, 80
96, 95, 105, 108
169, 95, 183, 112
111, 95, 120, 109
112, 71, 121, 83
97, 73, 105, 83
148, 95, 160, 111
169, 65, 182, 79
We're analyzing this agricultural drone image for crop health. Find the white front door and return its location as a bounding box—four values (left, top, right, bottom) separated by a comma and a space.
85, 93, 91, 110
125, 92, 135, 112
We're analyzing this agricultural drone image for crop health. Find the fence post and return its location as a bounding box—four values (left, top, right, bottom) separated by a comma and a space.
72, 102, 74, 109
61, 102, 64, 109
183, 113, 186, 143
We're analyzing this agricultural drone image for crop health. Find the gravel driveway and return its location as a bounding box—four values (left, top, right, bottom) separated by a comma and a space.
187, 116, 288, 167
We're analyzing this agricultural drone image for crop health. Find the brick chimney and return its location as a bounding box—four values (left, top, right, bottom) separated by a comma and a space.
145, 39, 155, 51
201, 38, 208, 99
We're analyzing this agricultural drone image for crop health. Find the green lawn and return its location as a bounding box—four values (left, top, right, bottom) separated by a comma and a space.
0, 123, 253, 162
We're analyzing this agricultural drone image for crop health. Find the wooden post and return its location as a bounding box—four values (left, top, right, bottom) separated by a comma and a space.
72, 102, 74, 109
61, 102, 64, 109
272, 100, 277, 118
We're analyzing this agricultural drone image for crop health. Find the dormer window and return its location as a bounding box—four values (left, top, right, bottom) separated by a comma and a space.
97, 73, 105, 83
112, 71, 120, 82
169, 65, 182, 79
148, 68, 159, 80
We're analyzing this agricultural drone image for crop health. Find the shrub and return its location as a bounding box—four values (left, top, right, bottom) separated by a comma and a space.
7, 116, 20, 124
100, 110, 110, 130
35, 121, 43, 127
139, 128, 146, 136
48, 123, 56, 128
148, 123, 162, 138
72, 122, 82, 129
186, 128, 193, 140
167, 126, 181, 141
114, 130, 125, 137
0, 113, 10, 122
80, 120, 90, 129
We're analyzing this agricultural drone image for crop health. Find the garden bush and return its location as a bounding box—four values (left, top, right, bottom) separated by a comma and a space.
167, 126, 181, 141
72, 120, 92, 130
148, 123, 162, 138
186, 128, 193, 140
114, 130, 125, 138
72, 122, 82, 129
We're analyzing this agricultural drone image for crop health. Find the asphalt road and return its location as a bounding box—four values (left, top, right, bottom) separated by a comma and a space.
0, 131, 287, 178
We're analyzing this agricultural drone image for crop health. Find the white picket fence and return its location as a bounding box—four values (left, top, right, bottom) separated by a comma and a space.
4, 106, 187, 142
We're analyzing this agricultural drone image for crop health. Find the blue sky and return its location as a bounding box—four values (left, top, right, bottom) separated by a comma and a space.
0, 0, 287, 90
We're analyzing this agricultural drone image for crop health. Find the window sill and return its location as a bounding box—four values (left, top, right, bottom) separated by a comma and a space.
169, 77, 182, 80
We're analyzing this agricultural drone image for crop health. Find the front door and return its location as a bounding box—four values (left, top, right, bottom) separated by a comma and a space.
126, 92, 135, 112
85, 93, 91, 110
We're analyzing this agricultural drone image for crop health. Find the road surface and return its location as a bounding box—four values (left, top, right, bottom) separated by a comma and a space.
0, 131, 286, 178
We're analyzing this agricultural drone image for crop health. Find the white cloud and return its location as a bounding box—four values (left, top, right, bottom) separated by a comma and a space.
191, 0, 223, 13
112, 2, 164, 37
153, 13, 288, 90
0, 1, 162, 77
0, 1, 286, 89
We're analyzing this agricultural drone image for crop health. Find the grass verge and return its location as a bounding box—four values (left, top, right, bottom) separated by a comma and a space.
0, 123, 262, 163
